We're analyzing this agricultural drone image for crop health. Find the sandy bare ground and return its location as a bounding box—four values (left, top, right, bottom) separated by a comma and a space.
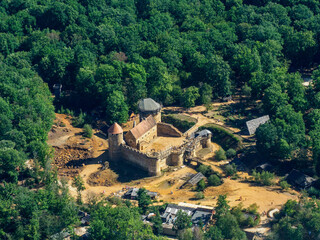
48, 114, 82, 147
142, 136, 186, 152
203, 174, 298, 212
50, 112, 298, 215
73, 160, 298, 214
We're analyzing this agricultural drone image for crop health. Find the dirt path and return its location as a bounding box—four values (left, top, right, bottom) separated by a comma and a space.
48, 114, 82, 147
52, 111, 298, 215
74, 161, 298, 214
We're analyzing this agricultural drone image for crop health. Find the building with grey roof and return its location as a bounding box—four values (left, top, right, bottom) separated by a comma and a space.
180, 172, 206, 189
191, 209, 212, 225
246, 115, 270, 135
255, 163, 275, 173
53, 84, 62, 98
123, 188, 158, 200
160, 203, 214, 236
138, 98, 162, 122
286, 169, 315, 189
195, 129, 212, 138
188, 172, 205, 186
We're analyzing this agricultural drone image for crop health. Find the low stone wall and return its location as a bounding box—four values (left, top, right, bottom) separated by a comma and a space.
157, 122, 182, 137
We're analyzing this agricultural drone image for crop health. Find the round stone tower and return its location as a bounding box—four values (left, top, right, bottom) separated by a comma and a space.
108, 123, 124, 160
138, 98, 162, 123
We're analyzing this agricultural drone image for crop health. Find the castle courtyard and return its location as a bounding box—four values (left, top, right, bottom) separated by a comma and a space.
140, 136, 186, 153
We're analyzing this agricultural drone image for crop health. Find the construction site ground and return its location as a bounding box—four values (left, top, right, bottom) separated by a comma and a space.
141, 136, 186, 152
48, 106, 299, 217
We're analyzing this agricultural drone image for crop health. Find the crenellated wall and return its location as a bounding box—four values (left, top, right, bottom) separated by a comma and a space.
116, 135, 211, 176
120, 144, 162, 176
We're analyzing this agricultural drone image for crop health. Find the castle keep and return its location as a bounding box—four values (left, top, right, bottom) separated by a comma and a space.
108, 98, 212, 176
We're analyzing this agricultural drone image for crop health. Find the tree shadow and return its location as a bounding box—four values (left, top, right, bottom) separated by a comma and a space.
94, 131, 107, 140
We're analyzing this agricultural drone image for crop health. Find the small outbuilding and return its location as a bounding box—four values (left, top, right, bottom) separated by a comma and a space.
246, 115, 270, 135
255, 163, 275, 173
53, 84, 62, 98
123, 188, 158, 200
195, 129, 212, 138
181, 172, 205, 189
188, 172, 205, 186
160, 203, 214, 236
286, 169, 315, 189
138, 98, 162, 122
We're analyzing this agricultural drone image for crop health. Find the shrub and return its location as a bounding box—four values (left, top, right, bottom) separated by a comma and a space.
66, 108, 74, 116
196, 164, 215, 177
279, 180, 290, 190
124, 200, 132, 207
215, 148, 227, 161
253, 215, 260, 226
205, 103, 213, 111
247, 203, 259, 214
260, 171, 275, 186
252, 170, 275, 186
178, 228, 193, 240
208, 174, 222, 186
83, 124, 93, 138
246, 216, 255, 227
73, 111, 87, 127
107, 196, 123, 206
197, 164, 210, 176
226, 148, 236, 159
197, 179, 206, 191
307, 187, 320, 198
225, 163, 237, 177
195, 192, 205, 200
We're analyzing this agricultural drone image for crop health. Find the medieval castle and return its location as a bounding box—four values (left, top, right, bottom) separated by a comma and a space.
108, 98, 212, 176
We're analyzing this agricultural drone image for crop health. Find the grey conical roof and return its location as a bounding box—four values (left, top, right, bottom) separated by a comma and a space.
138, 98, 161, 112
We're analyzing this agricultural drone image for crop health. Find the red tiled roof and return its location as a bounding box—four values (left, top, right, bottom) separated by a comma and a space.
129, 116, 156, 139
108, 123, 123, 134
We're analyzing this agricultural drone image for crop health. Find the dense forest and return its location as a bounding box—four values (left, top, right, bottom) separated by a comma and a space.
1, 0, 320, 239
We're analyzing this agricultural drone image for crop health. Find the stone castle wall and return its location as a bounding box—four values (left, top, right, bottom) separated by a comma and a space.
119, 144, 184, 176
157, 122, 183, 137
115, 135, 211, 176
120, 144, 162, 176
